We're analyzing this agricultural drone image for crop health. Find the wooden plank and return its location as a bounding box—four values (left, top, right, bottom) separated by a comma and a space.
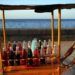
4, 65, 67, 75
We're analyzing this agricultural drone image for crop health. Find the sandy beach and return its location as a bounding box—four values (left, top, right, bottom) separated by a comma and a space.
54, 41, 75, 57
0, 29, 75, 41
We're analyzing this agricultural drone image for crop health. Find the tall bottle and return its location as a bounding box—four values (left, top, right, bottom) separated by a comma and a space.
2, 48, 8, 66
42, 40, 47, 55
7, 41, 12, 52
22, 41, 28, 58
27, 41, 33, 66
28, 41, 31, 49
31, 38, 38, 56
38, 40, 42, 52
17, 41, 22, 51
12, 41, 16, 51
40, 45, 45, 64
45, 45, 52, 64
27, 41, 32, 58
46, 45, 52, 56
15, 44, 20, 65
20, 41, 27, 65
33, 40, 40, 66
9, 47, 15, 66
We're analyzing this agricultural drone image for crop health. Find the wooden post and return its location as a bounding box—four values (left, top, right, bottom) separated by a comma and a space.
51, 11, 54, 75
57, 8, 61, 75
51, 11, 54, 54
2, 10, 6, 50
0, 52, 3, 75
0, 12, 3, 75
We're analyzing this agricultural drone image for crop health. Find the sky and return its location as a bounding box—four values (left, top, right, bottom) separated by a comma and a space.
0, 0, 75, 19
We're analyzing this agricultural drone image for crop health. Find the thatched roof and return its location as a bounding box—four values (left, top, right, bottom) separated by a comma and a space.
0, 4, 75, 12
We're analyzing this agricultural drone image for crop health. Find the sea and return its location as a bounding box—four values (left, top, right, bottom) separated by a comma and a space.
0, 19, 75, 29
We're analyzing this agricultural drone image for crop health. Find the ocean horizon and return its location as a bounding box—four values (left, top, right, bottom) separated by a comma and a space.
0, 19, 75, 29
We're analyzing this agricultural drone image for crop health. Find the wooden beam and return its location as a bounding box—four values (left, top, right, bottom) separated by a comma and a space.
2, 10, 6, 50
0, 4, 75, 11
57, 8, 61, 75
